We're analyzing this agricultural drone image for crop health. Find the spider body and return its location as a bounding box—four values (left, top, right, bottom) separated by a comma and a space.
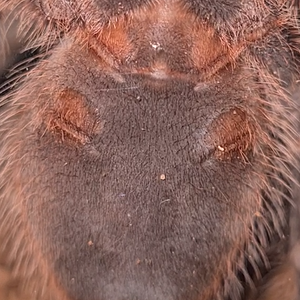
0, 1, 300, 300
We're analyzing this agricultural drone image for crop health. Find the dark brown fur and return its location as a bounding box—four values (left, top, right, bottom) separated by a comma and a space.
0, 1, 300, 300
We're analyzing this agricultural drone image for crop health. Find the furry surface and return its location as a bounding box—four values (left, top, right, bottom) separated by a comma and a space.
0, 1, 300, 300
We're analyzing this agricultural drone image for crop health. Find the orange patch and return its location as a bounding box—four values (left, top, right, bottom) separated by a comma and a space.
89, 1, 229, 79
44, 89, 102, 144
85, 1, 282, 81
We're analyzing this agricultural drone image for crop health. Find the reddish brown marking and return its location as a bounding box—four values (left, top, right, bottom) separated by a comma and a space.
44, 88, 102, 144
83, 2, 284, 81
97, 18, 135, 63
205, 108, 256, 161
86, 2, 229, 78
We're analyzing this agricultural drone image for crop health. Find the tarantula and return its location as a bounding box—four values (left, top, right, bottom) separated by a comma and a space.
0, 1, 300, 300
